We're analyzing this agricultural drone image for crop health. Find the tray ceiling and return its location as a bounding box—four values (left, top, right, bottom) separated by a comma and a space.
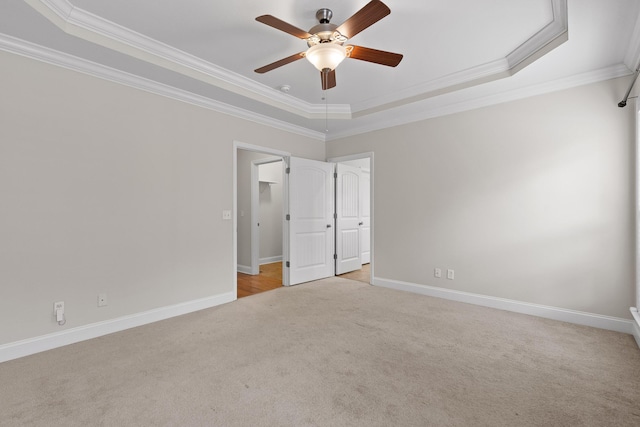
1, 0, 639, 140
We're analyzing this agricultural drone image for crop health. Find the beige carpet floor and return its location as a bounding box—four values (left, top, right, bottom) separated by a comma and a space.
1, 277, 639, 426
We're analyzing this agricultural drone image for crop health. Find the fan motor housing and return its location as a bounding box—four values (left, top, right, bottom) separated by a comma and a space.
308, 23, 339, 43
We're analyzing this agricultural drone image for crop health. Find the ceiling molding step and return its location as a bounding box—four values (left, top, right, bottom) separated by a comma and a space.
0, 33, 326, 142
506, 0, 568, 72
23, 0, 332, 120
328, 63, 631, 142
307, 103, 352, 120
623, 3, 640, 71
350, 58, 511, 116
351, 0, 568, 119
25, 0, 570, 121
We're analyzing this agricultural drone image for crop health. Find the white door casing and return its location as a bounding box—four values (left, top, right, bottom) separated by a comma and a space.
288, 157, 335, 285
336, 163, 362, 274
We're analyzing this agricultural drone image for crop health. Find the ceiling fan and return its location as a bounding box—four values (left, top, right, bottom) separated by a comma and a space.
254, 0, 403, 90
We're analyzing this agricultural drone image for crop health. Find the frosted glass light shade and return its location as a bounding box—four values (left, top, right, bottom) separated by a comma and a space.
306, 43, 347, 71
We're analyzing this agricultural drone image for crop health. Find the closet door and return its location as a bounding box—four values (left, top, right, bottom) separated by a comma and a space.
336, 163, 362, 274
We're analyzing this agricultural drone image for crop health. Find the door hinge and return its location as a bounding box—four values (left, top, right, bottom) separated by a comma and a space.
334, 213, 337, 219
334, 172, 338, 178
285, 167, 290, 174
286, 214, 290, 221
286, 261, 290, 267
333, 254, 337, 260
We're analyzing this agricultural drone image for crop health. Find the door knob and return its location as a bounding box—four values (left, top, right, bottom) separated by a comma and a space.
327, 224, 332, 228
359, 222, 363, 225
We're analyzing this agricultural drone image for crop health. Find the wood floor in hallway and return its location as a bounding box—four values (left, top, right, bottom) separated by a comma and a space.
237, 262, 282, 298
237, 262, 371, 298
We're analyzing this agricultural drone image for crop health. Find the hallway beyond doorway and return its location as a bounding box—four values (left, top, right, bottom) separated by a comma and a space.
237, 262, 282, 298
238, 262, 371, 298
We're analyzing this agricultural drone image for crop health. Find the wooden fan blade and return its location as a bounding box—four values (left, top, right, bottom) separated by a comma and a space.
321, 69, 337, 90
347, 45, 403, 67
335, 0, 390, 39
255, 52, 306, 74
256, 15, 313, 39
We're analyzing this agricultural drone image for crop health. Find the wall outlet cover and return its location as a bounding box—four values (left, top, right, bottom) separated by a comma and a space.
98, 293, 107, 307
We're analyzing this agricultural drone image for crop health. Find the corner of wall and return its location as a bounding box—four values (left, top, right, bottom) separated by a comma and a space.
631, 308, 640, 349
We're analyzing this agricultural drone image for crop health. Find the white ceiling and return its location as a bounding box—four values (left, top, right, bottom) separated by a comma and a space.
2, 0, 639, 140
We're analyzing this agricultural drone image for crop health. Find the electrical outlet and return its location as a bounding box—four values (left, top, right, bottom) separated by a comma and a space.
434, 268, 442, 278
53, 301, 65, 325
222, 210, 232, 220
53, 301, 64, 314
98, 293, 107, 307
447, 269, 455, 280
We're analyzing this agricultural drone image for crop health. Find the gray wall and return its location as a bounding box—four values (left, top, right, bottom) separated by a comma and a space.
327, 77, 636, 319
0, 51, 324, 344
1, 46, 636, 348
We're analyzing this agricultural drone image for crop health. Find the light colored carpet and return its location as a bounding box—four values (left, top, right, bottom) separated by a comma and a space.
1, 277, 639, 426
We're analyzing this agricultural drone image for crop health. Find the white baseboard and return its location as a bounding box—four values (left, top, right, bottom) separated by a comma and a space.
373, 277, 634, 335
631, 308, 640, 349
237, 264, 253, 274
259, 256, 282, 265
0, 291, 236, 364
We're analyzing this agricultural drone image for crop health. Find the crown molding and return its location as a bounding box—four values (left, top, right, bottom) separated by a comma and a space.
24, 0, 567, 121
2, 33, 626, 144
328, 63, 632, 141
506, 0, 568, 73
22, 0, 351, 121
0, 33, 327, 141
352, 0, 568, 117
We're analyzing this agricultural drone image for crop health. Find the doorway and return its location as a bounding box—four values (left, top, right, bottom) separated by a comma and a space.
234, 142, 290, 298
233, 143, 374, 298
330, 154, 373, 285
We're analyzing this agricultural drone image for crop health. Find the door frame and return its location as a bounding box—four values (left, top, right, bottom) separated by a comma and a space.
250, 156, 284, 275
327, 152, 375, 284
233, 141, 291, 297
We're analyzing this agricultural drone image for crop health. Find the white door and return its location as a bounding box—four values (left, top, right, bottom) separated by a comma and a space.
288, 157, 335, 285
361, 169, 371, 264
336, 163, 362, 274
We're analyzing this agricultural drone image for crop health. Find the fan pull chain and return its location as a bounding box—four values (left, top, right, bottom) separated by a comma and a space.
324, 92, 329, 133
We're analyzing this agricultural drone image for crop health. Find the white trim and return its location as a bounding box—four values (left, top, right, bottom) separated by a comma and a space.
374, 277, 634, 335
23, 0, 568, 121
506, 0, 568, 72
260, 256, 283, 265
0, 292, 236, 364
22, 0, 352, 120
327, 152, 375, 284
1, 26, 625, 143
0, 34, 326, 142
237, 264, 253, 275
350, 0, 568, 117
328, 64, 633, 141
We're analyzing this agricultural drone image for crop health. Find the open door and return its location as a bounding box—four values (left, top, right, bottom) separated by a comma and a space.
335, 163, 362, 274
287, 157, 335, 285
361, 168, 371, 265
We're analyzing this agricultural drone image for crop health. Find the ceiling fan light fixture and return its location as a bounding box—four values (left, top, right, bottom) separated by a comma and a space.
305, 43, 347, 71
